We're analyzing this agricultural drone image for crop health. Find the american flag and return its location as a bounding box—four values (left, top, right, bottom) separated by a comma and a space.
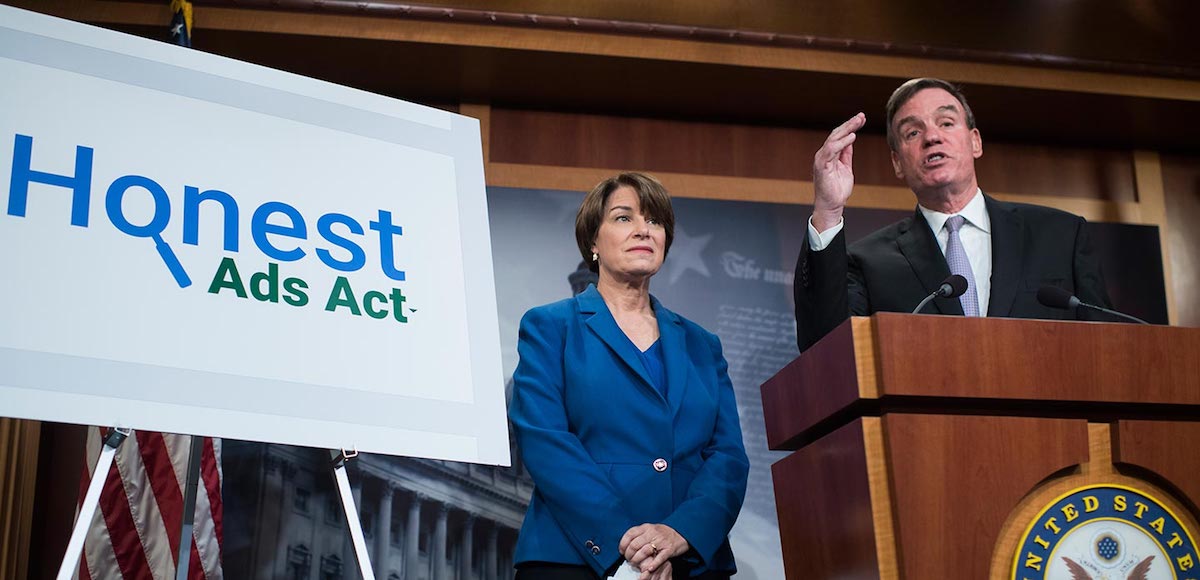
169, 0, 192, 48
74, 428, 224, 580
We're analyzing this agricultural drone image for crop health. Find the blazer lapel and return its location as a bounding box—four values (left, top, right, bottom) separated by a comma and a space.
577, 286, 660, 400
653, 296, 689, 414
896, 208, 962, 315
985, 194, 1022, 316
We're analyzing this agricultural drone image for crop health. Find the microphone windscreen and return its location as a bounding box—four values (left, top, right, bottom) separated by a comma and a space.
1037, 285, 1076, 310
942, 274, 969, 298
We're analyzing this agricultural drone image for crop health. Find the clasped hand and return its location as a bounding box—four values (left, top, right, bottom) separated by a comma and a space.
618, 523, 688, 580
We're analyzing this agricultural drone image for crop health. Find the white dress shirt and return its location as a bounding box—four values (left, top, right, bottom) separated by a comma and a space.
807, 188, 993, 315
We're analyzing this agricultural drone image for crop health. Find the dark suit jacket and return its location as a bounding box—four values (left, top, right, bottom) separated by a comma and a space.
794, 194, 1112, 352
508, 285, 749, 577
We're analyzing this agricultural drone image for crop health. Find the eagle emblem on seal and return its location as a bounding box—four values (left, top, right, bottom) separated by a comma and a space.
1061, 555, 1153, 580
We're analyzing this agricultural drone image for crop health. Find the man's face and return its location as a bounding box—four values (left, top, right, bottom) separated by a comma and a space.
890, 88, 983, 199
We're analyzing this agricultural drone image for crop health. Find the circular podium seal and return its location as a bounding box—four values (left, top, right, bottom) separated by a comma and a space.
1011, 484, 1198, 579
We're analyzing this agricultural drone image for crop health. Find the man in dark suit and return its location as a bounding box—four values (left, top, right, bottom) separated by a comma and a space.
793, 77, 1112, 352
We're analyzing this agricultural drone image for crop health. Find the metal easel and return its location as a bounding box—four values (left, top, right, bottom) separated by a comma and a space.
58, 431, 375, 580
56, 427, 130, 580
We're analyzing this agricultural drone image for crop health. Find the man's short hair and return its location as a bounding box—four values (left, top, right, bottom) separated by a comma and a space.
885, 78, 977, 151
575, 172, 675, 273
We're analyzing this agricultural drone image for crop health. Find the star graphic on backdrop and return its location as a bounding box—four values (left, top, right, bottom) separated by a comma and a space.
171, 23, 183, 37
662, 225, 712, 284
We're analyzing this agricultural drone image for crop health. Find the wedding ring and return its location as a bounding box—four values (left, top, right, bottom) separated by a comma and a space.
649, 542, 659, 556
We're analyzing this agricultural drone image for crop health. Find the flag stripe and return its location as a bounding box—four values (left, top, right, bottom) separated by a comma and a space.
193, 440, 223, 578
189, 540, 204, 580
137, 431, 185, 560
201, 438, 223, 546
100, 455, 156, 580
116, 433, 174, 580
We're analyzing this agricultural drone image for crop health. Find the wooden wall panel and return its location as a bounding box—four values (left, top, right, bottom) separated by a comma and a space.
489, 108, 823, 181
1162, 153, 1200, 328
0, 419, 40, 580
885, 414, 1089, 580
398, 0, 1199, 74
489, 108, 1136, 200
976, 144, 1135, 201
29, 423, 86, 580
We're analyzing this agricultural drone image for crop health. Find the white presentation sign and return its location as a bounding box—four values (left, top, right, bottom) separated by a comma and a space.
0, 6, 509, 465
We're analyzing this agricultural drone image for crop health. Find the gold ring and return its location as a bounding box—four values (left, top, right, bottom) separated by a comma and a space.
649, 542, 659, 555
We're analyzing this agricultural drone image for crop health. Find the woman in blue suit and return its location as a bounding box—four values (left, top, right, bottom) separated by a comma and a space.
509, 173, 750, 580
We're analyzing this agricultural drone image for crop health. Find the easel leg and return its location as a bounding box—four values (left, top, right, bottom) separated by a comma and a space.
175, 435, 205, 580
331, 449, 376, 580
56, 427, 131, 580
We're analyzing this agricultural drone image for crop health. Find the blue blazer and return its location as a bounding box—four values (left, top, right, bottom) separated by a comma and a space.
509, 285, 749, 577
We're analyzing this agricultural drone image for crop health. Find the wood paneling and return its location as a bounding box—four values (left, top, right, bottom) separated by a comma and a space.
1162, 153, 1200, 328
1114, 420, 1200, 515
885, 414, 1088, 580
0, 419, 40, 580
772, 418, 888, 580
485, 161, 1145, 225
1132, 152, 1177, 324
29, 423, 86, 580
488, 108, 1137, 201
871, 313, 1200, 404
391, 0, 1200, 74
489, 109, 826, 181
14, 1, 1200, 150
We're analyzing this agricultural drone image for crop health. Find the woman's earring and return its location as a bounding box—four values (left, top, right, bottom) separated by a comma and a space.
592, 252, 598, 262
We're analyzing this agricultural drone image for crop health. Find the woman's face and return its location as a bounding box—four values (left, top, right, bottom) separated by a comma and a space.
591, 186, 667, 283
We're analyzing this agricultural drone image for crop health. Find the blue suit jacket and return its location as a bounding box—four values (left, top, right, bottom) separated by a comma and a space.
509, 285, 749, 577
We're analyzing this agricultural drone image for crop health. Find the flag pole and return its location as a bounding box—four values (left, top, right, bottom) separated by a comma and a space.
174, 435, 205, 580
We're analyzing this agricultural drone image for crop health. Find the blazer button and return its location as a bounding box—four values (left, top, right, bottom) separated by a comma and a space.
591, 545, 601, 555
653, 458, 668, 472
585, 540, 595, 549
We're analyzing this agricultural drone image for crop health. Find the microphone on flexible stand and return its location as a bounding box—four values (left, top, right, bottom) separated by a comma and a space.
1035, 286, 1149, 325
912, 274, 969, 314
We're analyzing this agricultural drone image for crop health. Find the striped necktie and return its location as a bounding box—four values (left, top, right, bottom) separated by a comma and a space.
944, 215, 980, 316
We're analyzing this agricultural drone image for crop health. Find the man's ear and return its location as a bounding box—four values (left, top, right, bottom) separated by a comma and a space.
891, 149, 904, 179
971, 128, 983, 159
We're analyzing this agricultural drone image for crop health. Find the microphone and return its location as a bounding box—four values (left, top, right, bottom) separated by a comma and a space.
911, 274, 968, 314
1036, 286, 1149, 325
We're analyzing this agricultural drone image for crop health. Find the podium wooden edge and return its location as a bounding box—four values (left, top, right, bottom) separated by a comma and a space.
863, 417, 900, 580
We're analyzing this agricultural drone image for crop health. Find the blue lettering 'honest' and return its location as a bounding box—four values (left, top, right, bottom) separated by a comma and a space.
5, 134, 407, 287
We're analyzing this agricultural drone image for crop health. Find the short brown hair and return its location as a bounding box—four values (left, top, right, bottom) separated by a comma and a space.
575, 172, 675, 273
885, 78, 977, 151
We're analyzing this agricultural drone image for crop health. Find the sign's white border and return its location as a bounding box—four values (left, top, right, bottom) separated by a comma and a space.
0, 5, 509, 465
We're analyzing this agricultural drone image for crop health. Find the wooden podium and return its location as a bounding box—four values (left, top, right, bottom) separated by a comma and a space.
761, 313, 1200, 579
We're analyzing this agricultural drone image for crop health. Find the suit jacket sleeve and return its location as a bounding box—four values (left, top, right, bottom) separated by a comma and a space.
508, 307, 636, 576
794, 229, 869, 352
661, 332, 749, 566
1071, 217, 1114, 314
